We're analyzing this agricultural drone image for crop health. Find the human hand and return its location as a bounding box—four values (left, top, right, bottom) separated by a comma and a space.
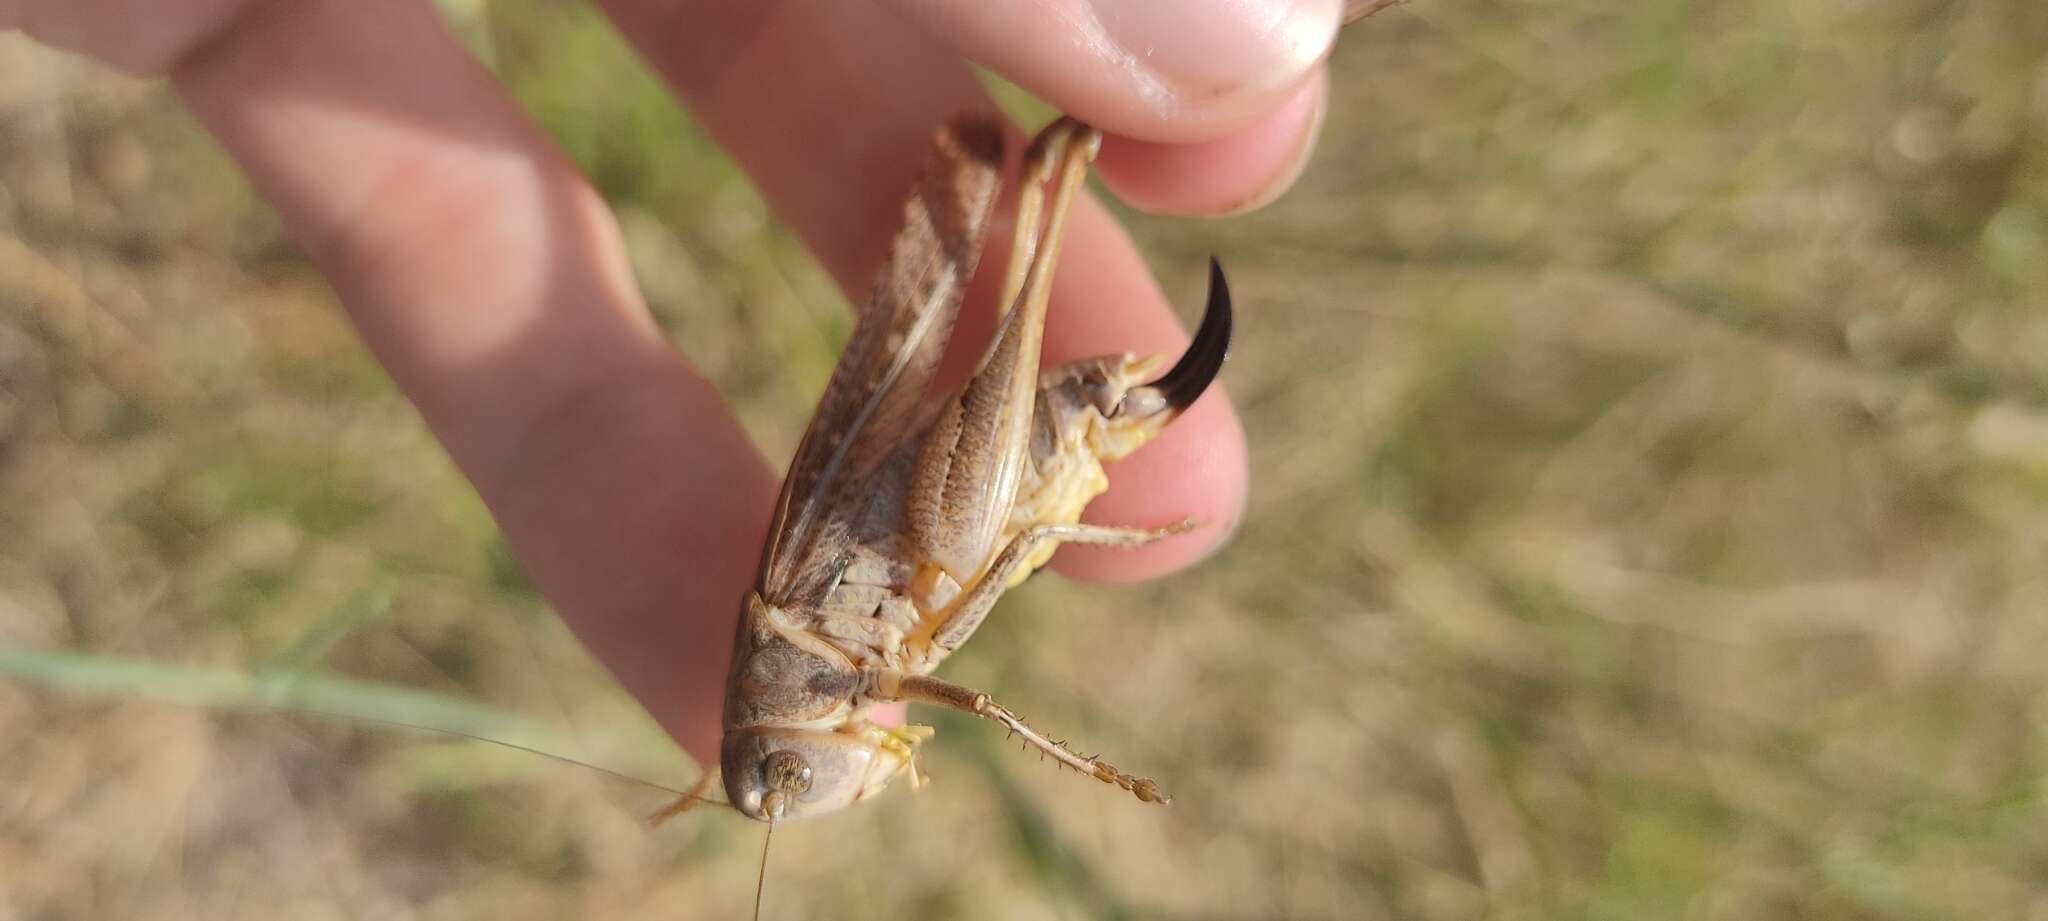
4, 0, 1342, 764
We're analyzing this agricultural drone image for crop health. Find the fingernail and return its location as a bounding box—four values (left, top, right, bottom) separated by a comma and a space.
1091, 0, 1341, 105
1221, 72, 1328, 215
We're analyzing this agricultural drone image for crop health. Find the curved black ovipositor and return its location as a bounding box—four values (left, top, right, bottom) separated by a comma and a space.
1151, 256, 1233, 411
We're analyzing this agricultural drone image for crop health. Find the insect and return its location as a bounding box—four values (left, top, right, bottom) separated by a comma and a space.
661, 112, 1231, 839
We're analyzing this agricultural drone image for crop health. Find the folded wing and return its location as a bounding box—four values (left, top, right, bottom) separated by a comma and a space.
757, 114, 1006, 606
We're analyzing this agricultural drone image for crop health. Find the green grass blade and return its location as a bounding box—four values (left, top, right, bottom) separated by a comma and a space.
0, 644, 554, 751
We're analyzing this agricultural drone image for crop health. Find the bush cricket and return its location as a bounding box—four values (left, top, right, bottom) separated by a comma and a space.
657, 111, 1230, 909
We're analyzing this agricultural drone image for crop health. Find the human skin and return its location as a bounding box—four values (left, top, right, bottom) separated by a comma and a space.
2, 0, 1343, 764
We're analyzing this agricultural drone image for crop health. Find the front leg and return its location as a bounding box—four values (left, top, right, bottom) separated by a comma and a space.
866, 669, 1172, 805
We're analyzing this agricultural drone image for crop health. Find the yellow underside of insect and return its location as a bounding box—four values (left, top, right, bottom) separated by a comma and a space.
1011, 461, 1111, 583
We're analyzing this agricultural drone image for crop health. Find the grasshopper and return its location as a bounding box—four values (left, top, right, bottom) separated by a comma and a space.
666, 112, 1230, 834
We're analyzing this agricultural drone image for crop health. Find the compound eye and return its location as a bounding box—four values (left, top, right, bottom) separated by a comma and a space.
762, 749, 813, 795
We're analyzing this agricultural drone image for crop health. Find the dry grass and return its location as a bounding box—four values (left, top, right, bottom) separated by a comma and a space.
6, 1, 2048, 919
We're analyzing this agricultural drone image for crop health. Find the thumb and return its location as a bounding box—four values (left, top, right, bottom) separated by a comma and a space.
875, 0, 1341, 144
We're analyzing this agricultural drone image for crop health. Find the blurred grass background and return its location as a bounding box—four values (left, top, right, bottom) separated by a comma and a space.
4, 1, 2048, 918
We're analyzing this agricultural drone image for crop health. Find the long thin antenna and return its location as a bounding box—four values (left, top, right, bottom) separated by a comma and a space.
260, 704, 729, 807
754, 819, 775, 921
1344, 0, 1407, 25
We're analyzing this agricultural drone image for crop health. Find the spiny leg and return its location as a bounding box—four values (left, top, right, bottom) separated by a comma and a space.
925, 519, 1194, 655
868, 669, 1171, 805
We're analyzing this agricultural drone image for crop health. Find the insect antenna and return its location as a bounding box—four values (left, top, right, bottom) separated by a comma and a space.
262, 705, 733, 811
754, 817, 776, 921
1344, 0, 1407, 24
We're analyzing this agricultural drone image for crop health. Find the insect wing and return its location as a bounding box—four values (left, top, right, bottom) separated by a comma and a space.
757, 114, 1005, 605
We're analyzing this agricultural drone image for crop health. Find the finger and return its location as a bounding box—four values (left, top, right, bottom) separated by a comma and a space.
601, 1, 1249, 579
5, 0, 261, 75
170, 0, 764, 764
1094, 70, 1330, 217
874, 0, 1342, 145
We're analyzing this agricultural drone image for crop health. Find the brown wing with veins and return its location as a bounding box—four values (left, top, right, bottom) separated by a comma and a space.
756, 113, 1006, 607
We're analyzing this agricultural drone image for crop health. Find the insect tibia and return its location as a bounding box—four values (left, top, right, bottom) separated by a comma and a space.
982, 698, 1173, 805
876, 671, 1173, 806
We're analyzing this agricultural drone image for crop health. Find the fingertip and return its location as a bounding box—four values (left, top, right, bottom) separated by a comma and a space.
1074, 0, 1338, 143
875, 0, 1339, 145
1095, 69, 1329, 217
